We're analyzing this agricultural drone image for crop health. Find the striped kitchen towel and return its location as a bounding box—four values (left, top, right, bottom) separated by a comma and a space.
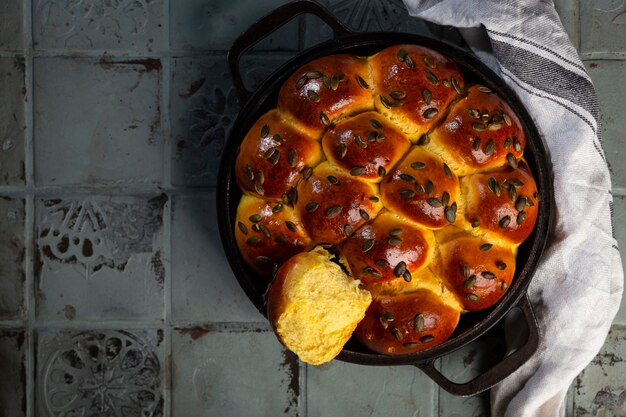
402, 1, 624, 416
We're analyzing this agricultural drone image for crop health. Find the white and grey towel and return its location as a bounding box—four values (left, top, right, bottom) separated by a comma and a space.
402, 1, 624, 416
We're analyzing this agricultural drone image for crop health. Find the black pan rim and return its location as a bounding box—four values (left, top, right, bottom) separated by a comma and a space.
217, 31, 553, 366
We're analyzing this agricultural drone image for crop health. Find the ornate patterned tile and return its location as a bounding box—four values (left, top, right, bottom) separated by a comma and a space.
36, 328, 165, 417
586, 60, 626, 190
172, 327, 298, 417
581, 0, 626, 56
307, 360, 437, 417
170, 193, 262, 322
0, 0, 23, 51
170, 55, 291, 187
0, 329, 26, 417
0, 196, 25, 321
35, 195, 167, 321
33, 57, 163, 187
303, 0, 432, 49
33, 0, 163, 51
573, 325, 626, 416
0, 57, 26, 186
169, 0, 299, 51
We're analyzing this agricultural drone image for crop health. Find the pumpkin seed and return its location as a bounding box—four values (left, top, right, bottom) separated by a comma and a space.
353, 135, 367, 149
504, 137, 513, 149
389, 99, 404, 107
509, 186, 518, 203
503, 113, 512, 126
321, 75, 331, 89
399, 173, 416, 184
499, 215, 511, 228
272, 204, 283, 213
305, 201, 319, 213
338, 143, 347, 159
259, 224, 271, 238
256, 255, 271, 265
466, 293, 480, 302
269, 150, 280, 166
356, 75, 369, 89
424, 55, 436, 68
397, 48, 408, 62
425, 180, 434, 195
477, 85, 492, 93
307, 90, 320, 102
288, 148, 298, 167
274, 234, 288, 244
513, 137, 522, 152
343, 224, 354, 236
260, 124, 269, 138
405, 55, 415, 70
326, 175, 339, 185
380, 311, 394, 328
403, 269, 412, 282
246, 236, 261, 246
462, 263, 470, 279
298, 166, 311, 181
420, 335, 435, 343
427, 198, 442, 207
464, 275, 476, 289
360, 209, 370, 221
526, 197, 535, 207
443, 79, 451, 87
425, 70, 439, 85
362, 238, 375, 252
415, 183, 425, 194
517, 210, 527, 225
501, 281, 509, 291
506, 153, 518, 168
472, 137, 482, 151
488, 122, 503, 131
331, 75, 339, 90
290, 188, 298, 204
248, 214, 261, 223
285, 221, 297, 232
422, 88, 432, 104
392, 327, 404, 340
481, 111, 490, 123
369, 196, 379, 202
325, 205, 342, 218
480, 243, 493, 251
380, 94, 391, 109
238, 222, 248, 235
320, 111, 331, 127
263, 147, 276, 160
281, 193, 290, 205
296, 75, 307, 89
388, 237, 403, 246
487, 177, 498, 195
411, 161, 426, 170
370, 118, 383, 130
443, 163, 453, 178
245, 164, 254, 181
452, 76, 462, 94
256, 170, 265, 185
445, 203, 457, 223
497, 261, 507, 270
473, 122, 486, 131
362, 266, 381, 278
306, 70, 322, 79
414, 314, 425, 332
403, 342, 418, 348
389, 228, 403, 237
534, 192, 541, 202
389, 90, 406, 100
468, 108, 481, 118
417, 133, 431, 145
484, 140, 496, 156
442, 191, 450, 206
393, 261, 407, 277
471, 220, 481, 228
400, 189, 416, 199
509, 178, 524, 187
378, 166, 386, 177
482, 271, 496, 280
375, 259, 389, 268
350, 166, 367, 176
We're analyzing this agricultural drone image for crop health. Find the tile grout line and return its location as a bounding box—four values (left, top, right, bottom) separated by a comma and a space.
161, 0, 173, 415
24, 0, 35, 414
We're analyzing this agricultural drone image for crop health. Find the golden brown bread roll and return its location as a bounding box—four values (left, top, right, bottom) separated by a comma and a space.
232, 44, 542, 361
370, 44, 465, 140
340, 211, 435, 285
235, 194, 312, 277
235, 109, 324, 200
278, 54, 373, 139
354, 288, 460, 355
427, 85, 526, 176
458, 162, 539, 246
267, 247, 372, 365
380, 146, 460, 229
433, 231, 516, 311
322, 111, 411, 182
294, 162, 383, 245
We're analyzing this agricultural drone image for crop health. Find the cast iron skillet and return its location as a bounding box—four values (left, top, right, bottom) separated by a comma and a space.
217, 0, 553, 396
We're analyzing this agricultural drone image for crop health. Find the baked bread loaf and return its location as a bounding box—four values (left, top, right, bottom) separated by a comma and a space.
233, 44, 541, 364
267, 247, 372, 365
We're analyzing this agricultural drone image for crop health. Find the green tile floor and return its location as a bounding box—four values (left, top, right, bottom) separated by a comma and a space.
0, 0, 624, 416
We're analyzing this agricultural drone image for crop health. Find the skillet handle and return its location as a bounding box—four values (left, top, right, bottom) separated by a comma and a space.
416, 294, 540, 396
228, 0, 350, 102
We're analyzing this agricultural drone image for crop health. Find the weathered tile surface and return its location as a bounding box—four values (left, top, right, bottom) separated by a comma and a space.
34, 57, 163, 187
35, 195, 167, 321
0, 0, 23, 51
307, 360, 437, 417
0, 57, 26, 185
33, 0, 163, 51
573, 325, 626, 416
0, 329, 26, 417
36, 328, 165, 417
172, 328, 298, 417
611, 194, 626, 325
0, 196, 25, 320
585, 60, 626, 190
581, 0, 626, 57
170, 0, 299, 51
171, 193, 262, 322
